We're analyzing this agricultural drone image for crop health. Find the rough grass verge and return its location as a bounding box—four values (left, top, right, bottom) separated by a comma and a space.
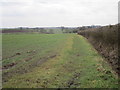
78, 24, 119, 76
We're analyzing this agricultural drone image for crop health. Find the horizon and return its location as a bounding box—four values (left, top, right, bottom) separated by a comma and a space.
1, 24, 116, 29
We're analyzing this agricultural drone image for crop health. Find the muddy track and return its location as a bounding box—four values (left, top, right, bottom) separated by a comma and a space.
3, 54, 57, 83
36, 55, 57, 66
2, 51, 37, 70
3, 50, 36, 60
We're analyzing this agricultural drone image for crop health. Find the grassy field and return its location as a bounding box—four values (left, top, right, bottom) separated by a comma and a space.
2, 34, 118, 88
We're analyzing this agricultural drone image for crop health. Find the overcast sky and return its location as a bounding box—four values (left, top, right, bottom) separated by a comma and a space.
0, 0, 119, 28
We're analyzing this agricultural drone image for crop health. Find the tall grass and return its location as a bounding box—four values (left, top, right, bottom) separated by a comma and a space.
78, 24, 119, 75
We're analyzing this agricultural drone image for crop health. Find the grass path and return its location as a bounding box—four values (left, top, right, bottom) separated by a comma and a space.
3, 34, 118, 88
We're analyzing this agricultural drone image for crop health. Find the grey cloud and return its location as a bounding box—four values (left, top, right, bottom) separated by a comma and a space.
0, 0, 119, 28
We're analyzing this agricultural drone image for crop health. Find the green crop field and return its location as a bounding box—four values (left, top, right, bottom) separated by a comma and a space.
2, 34, 118, 88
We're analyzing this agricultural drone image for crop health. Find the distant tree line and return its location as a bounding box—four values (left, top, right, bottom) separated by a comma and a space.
1, 25, 101, 34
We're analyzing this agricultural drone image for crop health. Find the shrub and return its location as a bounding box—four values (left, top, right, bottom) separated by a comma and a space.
78, 24, 119, 75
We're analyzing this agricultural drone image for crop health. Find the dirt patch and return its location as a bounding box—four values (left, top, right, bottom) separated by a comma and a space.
37, 55, 57, 66
3, 50, 36, 60
3, 52, 22, 60
27, 50, 36, 54
49, 55, 57, 58
25, 57, 33, 62
16, 52, 21, 55
3, 63, 17, 69
66, 72, 81, 88
76, 54, 80, 56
